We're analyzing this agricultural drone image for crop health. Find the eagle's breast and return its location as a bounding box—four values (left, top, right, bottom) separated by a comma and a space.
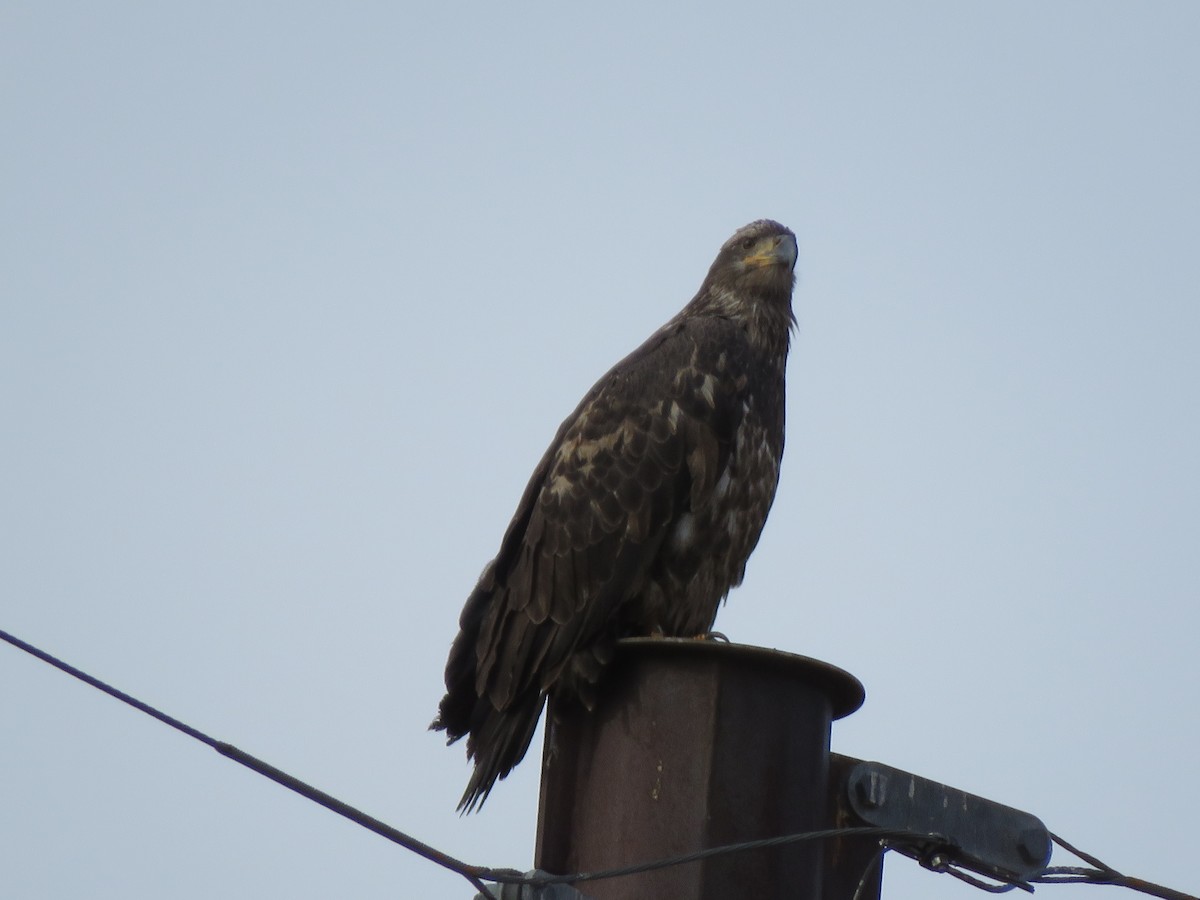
634, 351, 784, 637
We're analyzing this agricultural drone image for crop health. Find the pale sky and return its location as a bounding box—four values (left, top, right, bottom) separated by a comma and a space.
3, 4, 1198, 898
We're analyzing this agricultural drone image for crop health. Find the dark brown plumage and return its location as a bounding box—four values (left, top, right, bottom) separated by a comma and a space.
432, 219, 798, 811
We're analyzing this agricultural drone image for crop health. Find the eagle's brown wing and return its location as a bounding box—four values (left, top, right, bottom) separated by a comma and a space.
433, 314, 750, 811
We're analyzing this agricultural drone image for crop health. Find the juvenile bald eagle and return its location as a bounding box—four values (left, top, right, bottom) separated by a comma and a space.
433, 219, 798, 811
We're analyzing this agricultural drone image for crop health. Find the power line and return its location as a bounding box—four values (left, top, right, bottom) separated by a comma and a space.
497, 826, 946, 887
1033, 834, 1198, 900
0, 627, 493, 895
2, 628, 1195, 900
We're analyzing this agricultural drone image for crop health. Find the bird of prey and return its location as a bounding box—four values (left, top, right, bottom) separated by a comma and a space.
432, 219, 798, 812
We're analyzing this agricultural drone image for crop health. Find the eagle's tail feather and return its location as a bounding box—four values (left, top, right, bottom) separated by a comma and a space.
457, 690, 545, 813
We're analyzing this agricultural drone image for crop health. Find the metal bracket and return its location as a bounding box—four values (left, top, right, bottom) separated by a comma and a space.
842, 759, 1052, 884
474, 870, 595, 900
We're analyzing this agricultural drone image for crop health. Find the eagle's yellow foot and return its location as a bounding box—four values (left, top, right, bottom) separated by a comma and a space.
692, 631, 730, 642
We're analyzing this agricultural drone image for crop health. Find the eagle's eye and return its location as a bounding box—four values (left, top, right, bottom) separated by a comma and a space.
740, 237, 755, 251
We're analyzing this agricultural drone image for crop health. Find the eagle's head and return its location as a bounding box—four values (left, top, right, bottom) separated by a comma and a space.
689, 219, 798, 347
707, 219, 797, 294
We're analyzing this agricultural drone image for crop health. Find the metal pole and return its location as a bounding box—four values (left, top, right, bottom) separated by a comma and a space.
535, 638, 864, 900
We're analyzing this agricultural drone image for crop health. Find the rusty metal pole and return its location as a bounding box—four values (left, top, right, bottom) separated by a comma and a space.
535, 638, 864, 900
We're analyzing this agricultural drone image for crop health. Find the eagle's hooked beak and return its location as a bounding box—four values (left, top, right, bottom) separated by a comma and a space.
743, 233, 798, 272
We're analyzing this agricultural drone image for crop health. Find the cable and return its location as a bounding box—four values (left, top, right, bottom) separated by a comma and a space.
914, 847, 1026, 894
0, 628, 493, 896
851, 846, 886, 900
1029, 834, 1198, 900
495, 826, 946, 887
888, 829, 1198, 900
3, 628, 1197, 900
1051, 831, 1118, 873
